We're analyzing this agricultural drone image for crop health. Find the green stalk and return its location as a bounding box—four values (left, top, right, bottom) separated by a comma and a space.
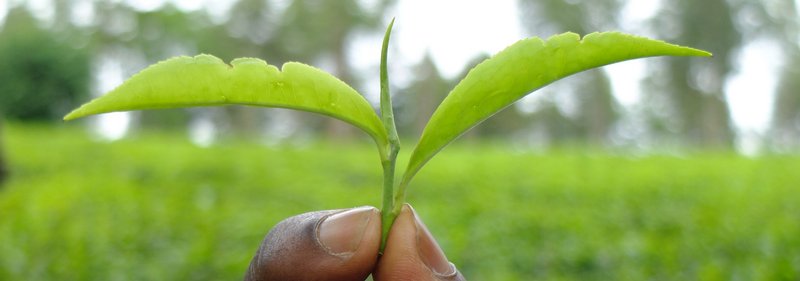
379, 18, 400, 252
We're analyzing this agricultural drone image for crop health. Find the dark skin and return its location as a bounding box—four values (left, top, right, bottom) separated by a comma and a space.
245, 204, 466, 281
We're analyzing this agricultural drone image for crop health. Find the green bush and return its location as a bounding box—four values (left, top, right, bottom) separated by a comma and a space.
1, 124, 798, 280
0, 10, 90, 121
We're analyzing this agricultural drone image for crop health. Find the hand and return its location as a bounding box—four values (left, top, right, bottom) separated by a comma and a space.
244, 204, 465, 281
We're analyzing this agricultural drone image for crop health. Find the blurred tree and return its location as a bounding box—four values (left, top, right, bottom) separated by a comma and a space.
70, 1, 247, 64
644, 0, 740, 148
772, 50, 800, 149
760, 0, 800, 150
0, 7, 91, 185
0, 8, 90, 121
517, 0, 622, 145
518, 0, 622, 36
646, 0, 799, 150
396, 53, 453, 137
0, 122, 6, 185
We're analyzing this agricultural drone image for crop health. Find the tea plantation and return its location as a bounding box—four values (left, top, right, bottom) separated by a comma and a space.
1, 123, 798, 280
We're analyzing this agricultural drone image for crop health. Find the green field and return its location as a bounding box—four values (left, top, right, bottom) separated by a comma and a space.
1, 123, 799, 280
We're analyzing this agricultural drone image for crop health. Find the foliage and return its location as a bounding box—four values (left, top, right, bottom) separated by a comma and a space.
0, 9, 90, 121
1, 124, 799, 280
771, 49, 800, 148
403, 32, 710, 186
64, 27, 711, 243
63, 55, 389, 155
64, 26, 710, 245
643, 0, 740, 148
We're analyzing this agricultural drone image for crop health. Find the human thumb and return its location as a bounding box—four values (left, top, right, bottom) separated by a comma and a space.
244, 206, 382, 281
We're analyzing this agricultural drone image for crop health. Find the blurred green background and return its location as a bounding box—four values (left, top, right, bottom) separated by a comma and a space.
1, 0, 799, 280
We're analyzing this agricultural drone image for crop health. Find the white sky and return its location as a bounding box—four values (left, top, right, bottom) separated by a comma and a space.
0, 0, 790, 145
725, 39, 782, 133
391, 0, 523, 79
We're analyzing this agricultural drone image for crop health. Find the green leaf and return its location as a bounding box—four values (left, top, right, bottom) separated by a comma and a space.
402, 32, 711, 185
65, 54, 389, 156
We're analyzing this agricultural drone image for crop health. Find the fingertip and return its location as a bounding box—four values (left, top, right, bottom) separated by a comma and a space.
317, 206, 380, 257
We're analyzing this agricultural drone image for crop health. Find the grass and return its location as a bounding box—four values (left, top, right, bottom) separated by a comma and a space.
1, 122, 799, 280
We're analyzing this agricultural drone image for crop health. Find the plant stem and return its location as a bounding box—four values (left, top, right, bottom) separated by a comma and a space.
379, 18, 401, 252
380, 149, 399, 252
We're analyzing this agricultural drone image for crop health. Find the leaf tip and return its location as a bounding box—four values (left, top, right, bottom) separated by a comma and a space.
63, 110, 79, 121
685, 48, 712, 58
660, 40, 712, 58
